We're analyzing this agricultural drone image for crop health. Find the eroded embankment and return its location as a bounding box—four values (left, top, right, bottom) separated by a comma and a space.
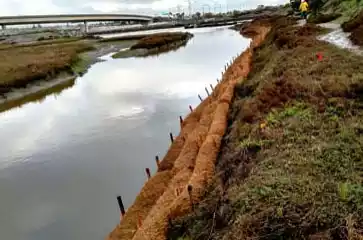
169, 17, 363, 240
106, 21, 270, 240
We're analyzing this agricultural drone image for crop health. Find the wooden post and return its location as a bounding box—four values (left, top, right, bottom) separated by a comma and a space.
224, 65, 227, 71
117, 196, 126, 217
155, 156, 160, 169
210, 84, 214, 91
189, 105, 193, 112
198, 94, 203, 102
179, 116, 183, 126
145, 168, 151, 179
187, 185, 194, 211
170, 133, 174, 143
205, 87, 210, 96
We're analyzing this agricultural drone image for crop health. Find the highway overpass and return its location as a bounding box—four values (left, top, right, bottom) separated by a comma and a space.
0, 14, 154, 32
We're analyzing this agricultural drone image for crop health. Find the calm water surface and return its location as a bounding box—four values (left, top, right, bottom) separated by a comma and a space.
0, 27, 250, 240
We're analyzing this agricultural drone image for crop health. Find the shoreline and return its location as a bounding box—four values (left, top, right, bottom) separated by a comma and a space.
0, 40, 136, 112
106, 21, 270, 240
0, 75, 76, 113
168, 16, 363, 240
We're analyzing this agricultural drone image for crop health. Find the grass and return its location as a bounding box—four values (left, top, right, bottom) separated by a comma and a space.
168, 17, 363, 239
341, 9, 363, 46
321, 0, 363, 21
112, 40, 189, 59
0, 41, 93, 94
129, 32, 193, 50
111, 32, 193, 59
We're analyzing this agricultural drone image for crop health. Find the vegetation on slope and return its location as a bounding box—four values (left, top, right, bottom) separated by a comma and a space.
168, 17, 363, 240
342, 9, 363, 46
319, 0, 363, 21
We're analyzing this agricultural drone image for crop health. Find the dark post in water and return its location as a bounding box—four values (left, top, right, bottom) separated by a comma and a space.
117, 196, 126, 216
145, 168, 151, 179
170, 132, 174, 143
155, 155, 160, 169
198, 94, 203, 102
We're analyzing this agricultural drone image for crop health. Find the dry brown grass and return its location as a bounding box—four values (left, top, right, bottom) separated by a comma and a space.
130, 32, 193, 50
0, 41, 93, 94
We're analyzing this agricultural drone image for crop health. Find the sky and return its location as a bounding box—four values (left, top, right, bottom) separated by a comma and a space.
0, 0, 287, 16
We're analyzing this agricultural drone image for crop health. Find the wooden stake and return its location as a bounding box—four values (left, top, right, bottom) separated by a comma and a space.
117, 196, 126, 217
145, 168, 151, 179
170, 132, 174, 143
205, 87, 210, 96
155, 156, 160, 169
210, 84, 214, 91
198, 94, 203, 102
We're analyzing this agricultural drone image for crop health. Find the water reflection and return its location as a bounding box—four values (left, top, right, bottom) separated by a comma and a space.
0, 78, 76, 114
0, 26, 250, 240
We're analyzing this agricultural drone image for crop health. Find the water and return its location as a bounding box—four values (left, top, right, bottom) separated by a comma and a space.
0, 27, 250, 240
318, 22, 363, 55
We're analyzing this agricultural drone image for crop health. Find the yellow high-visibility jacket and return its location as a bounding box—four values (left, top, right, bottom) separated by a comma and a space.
299, 1, 309, 12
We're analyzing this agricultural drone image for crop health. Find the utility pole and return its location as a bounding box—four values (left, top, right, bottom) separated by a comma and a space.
188, 0, 192, 16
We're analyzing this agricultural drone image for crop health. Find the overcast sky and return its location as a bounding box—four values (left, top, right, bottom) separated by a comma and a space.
0, 0, 287, 16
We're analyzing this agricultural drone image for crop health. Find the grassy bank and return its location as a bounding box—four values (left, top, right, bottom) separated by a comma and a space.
168, 17, 363, 239
319, 0, 363, 21
0, 41, 93, 94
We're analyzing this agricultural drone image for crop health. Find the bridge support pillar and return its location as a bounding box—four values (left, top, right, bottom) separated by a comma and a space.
83, 21, 88, 34
1, 24, 6, 30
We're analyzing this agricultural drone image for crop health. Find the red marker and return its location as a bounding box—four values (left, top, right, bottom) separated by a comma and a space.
316, 52, 323, 61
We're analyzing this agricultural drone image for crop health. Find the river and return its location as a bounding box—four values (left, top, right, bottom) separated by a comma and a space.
0, 26, 250, 240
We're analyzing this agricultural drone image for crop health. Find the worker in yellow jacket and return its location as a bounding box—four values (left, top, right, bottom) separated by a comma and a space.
299, 0, 309, 19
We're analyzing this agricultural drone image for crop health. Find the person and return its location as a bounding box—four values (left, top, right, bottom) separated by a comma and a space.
299, 0, 309, 19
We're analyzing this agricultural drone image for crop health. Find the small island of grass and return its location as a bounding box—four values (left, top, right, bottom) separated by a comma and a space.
112, 32, 193, 58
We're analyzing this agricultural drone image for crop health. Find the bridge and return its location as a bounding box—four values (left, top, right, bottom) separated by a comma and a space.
0, 14, 154, 32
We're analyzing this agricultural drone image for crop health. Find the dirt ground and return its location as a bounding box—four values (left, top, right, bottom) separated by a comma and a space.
168, 16, 363, 240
